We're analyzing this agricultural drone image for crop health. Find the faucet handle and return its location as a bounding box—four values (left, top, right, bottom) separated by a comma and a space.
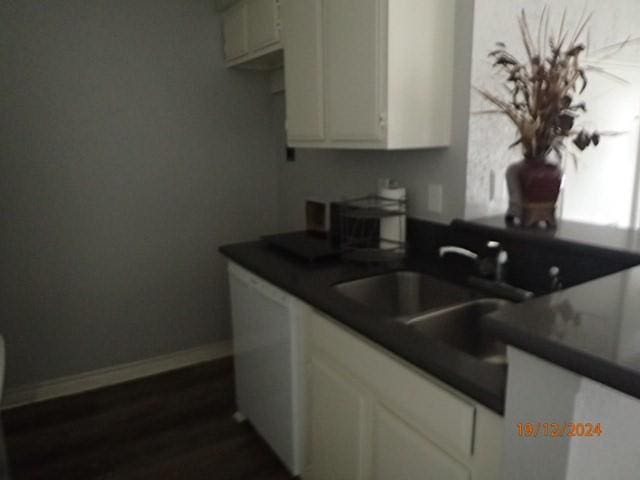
549, 266, 563, 291
483, 240, 508, 282
486, 240, 505, 259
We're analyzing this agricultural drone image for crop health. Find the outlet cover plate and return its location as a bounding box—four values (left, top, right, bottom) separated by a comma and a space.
427, 184, 443, 214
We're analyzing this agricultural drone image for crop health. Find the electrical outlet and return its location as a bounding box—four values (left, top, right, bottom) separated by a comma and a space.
427, 184, 443, 214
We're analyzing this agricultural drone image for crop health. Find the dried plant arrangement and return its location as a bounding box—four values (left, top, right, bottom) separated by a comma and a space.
477, 7, 630, 164
476, 7, 635, 228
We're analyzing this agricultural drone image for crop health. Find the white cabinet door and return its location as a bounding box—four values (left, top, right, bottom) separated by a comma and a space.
222, 3, 249, 61
281, 0, 454, 148
281, 0, 324, 141
306, 310, 503, 479
247, 0, 280, 52
228, 264, 300, 473
307, 354, 369, 480
372, 404, 471, 480
323, 0, 384, 142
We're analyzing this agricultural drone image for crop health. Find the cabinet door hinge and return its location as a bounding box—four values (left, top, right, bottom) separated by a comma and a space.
275, 0, 282, 32
379, 113, 387, 130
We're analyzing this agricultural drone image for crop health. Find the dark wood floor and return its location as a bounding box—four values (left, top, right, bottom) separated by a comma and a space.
1, 357, 292, 479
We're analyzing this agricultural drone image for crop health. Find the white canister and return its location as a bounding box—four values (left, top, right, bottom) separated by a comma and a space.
378, 182, 406, 250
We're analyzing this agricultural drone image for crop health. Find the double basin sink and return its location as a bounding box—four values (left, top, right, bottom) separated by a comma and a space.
332, 271, 509, 366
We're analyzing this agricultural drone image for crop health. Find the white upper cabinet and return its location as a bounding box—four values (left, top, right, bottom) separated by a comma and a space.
282, 0, 456, 150
247, 0, 281, 52
280, 0, 324, 141
222, 0, 283, 69
324, 0, 383, 143
222, 2, 249, 61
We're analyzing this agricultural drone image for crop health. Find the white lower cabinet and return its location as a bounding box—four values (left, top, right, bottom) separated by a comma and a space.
307, 355, 369, 480
227, 265, 503, 478
372, 404, 470, 480
228, 263, 305, 474
304, 309, 503, 480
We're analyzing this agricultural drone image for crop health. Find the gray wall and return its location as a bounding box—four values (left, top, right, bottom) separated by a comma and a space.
0, 0, 279, 389
275, 0, 476, 231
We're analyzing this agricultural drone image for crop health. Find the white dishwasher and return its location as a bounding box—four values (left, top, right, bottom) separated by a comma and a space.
228, 262, 305, 475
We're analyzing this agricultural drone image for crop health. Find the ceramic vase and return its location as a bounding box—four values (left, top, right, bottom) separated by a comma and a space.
505, 157, 562, 228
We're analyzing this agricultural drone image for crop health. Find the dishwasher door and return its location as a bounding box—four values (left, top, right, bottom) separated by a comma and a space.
228, 263, 301, 474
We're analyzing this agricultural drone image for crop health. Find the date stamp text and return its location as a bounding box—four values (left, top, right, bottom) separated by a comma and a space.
517, 422, 603, 438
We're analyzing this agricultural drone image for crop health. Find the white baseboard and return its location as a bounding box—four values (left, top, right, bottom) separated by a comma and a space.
2, 340, 233, 410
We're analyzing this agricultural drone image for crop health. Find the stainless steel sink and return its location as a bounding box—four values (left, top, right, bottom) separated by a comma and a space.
332, 271, 478, 319
406, 299, 509, 365
333, 272, 509, 365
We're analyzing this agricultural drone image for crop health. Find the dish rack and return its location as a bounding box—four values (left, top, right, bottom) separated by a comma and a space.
336, 195, 407, 263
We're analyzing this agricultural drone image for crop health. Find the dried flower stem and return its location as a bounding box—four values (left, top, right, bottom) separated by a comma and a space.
477, 8, 631, 163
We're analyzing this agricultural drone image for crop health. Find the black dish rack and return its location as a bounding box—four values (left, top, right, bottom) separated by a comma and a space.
335, 195, 407, 263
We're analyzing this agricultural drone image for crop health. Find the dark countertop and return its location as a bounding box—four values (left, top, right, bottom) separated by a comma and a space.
221, 217, 640, 415
472, 217, 640, 401
220, 241, 508, 414
457, 216, 640, 257
483, 266, 640, 398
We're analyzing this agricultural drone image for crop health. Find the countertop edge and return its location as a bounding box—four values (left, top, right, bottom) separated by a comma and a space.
453, 218, 640, 262
483, 312, 640, 400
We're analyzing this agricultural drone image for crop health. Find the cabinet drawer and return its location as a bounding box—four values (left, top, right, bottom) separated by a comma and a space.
309, 311, 476, 457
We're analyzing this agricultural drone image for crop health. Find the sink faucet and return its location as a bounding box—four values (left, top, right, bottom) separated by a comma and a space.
439, 241, 509, 283
439, 241, 533, 302
438, 246, 479, 261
